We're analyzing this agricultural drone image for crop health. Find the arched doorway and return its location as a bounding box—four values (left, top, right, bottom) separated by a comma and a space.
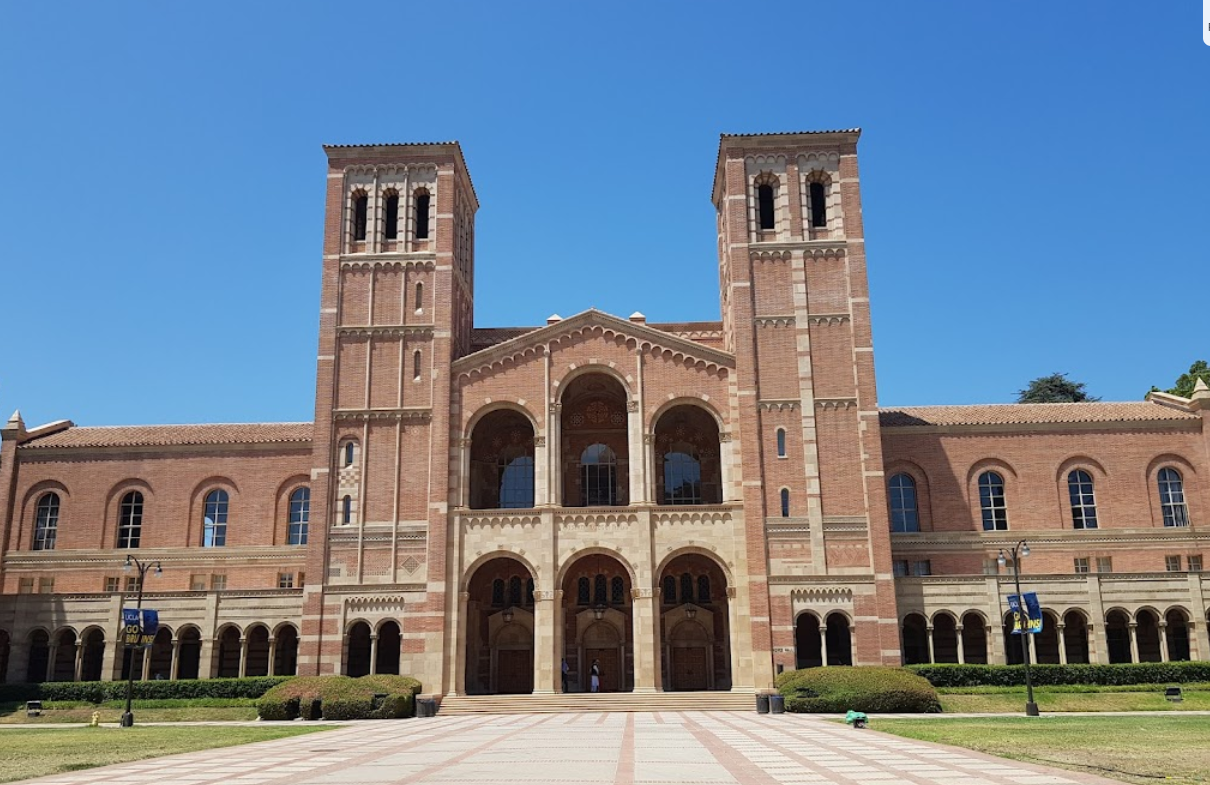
960, 613, 988, 664
1106, 610, 1131, 663
26, 630, 49, 682
274, 625, 299, 676
561, 374, 629, 506
824, 613, 853, 666
653, 404, 722, 505
346, 622, 372, 677
148, 628, 173, 680
377, 621, 401, 675
659, 552, 730, 690
1136, 609, 1162, 662
901, 614, 929, 664
78, 628, 104, 682
245, 625, 270, 677
1035, 611, 1061, 664
1166, 609, 1191, 662
794, 614, 822, 669
51, 629, 77, 681
216, 626, 241, 678
177, 627, 202, 679
931, 614, 959, 663
468, 409, 536, 509
561, 552, 633, 692
1062, 611, 1090, 664
464, 556, 535, 695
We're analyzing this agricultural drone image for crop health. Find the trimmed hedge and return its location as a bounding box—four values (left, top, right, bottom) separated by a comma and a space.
776, 666, 941, 713
907, 662, 1210, 688
256, 675, 422, 721
0, 676, 291, 704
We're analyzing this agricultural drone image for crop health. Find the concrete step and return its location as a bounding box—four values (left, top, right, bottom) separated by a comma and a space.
438, 691, 757, 715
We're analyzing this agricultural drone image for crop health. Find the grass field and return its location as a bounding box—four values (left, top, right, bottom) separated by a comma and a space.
0, 725, 329, 783
0, 699, 259, 724
875, 715, 1210, 785
937, 685, 1210, 713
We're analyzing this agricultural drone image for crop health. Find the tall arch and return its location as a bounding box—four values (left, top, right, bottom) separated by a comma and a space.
177, 626, 203, 679
901, 614, 929, 664
1135, 608, 1162, 662
26, 629, 50, 683
148, 627, 173, 680
1062, 610, 1091, 664
824, 612, 853, 666
653, 404, 722, 505
468, 408, 536, 509
1105, 609, 1132, 663
377, 620, 402, 675
51, 628, 77, 681
560, 373, 630, 506
345, 621, 372, 677
658, 551, 730, 690
960, 612, 988, 664
931, 613, 959, 663
216, 626, 241, 678
794, 613, 822, 669
463, 556, 535, 694
560, 551, 634, 692
245, 625, 271, 677
1165, 608, 1191, 662
1035, 611, 1061, 664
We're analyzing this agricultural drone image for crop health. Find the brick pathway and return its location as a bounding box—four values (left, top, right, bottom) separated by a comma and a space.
13, 712, 1124, 785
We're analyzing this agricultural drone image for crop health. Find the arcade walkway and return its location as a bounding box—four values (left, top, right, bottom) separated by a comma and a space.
11, 712, 1123, 785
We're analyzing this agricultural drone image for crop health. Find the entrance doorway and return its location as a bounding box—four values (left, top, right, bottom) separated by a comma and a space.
463, 556, 536, 695
560, 552, 634, 692
658, 552, 731, 690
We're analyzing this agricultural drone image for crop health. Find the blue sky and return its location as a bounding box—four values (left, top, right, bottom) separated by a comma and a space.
0, 2, 1205, 427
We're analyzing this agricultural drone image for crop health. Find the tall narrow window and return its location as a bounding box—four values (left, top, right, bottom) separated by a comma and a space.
780, 488, 790, 518
498, 450, 535, 509
202, 489, 228, 547
341, 495, 352, 525
344, 442, 355, 466
697, 575, 711, 603
352, 194, 368, 242
1158, 467, 1189, 527
680, 572, 693, 604
117, 491, 144, 549
509, 575, 523, 606
492, 579, 506, 607
414, 191, 430, 239
593, 574, 607, 605
776, 428, 786, 458
888, 473, 919, 533
33, 492, 60, 551
662, 575, 676, 604
577, 576, 591, 605
287, 487, 310, 545
383, 193, 399, 240
610, 576, 625, 605
414, 281, 424, 312
663, 449, 702, 505
581, 444, 618, 506
809, 181, 827, 227
757, 183, 775, 230
1068, 470, 1098, 529
978, 471, 1009, 531
413, 350, 422, 381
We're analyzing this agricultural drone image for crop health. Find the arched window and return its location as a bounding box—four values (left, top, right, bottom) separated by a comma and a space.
809, 181, 827, 227
888, 473, 919, 533
978, 471, 1008, 531
414, 281, 424, 312
593, 574, 607, 605
287, 487, 310, 545
776, 428, 786, 458
414, 191, 430, 239
610, 576, 625, 605
341, 495, 352, 525
757, 183, 775, 230
1158, 467, 1189, 527
1068, 470, 1098, 529
663, 449, 702, 505
780, 488, 790, 518
508, 576, 523, 606
697, 575, 711, 603
492, 579, 505, 607
662, 575, 676, 604
202, 489, 228, 547
383, 192, 399, 240
498, 449, 535, 509
581, 444, 617, 506
413, 350, 422, 381
344, 442, 355, 467
117, 491, 144, 549
577, 576, 590, 605
680, 572, 693, 604
352, 193, 368, 242
33, 492, 60, 551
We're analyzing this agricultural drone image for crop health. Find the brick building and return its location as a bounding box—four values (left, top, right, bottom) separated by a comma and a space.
1, 130, 1207, 696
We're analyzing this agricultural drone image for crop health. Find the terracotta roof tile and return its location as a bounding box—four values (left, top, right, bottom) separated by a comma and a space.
879, 402, 1197, 428
22, 423, 313, 449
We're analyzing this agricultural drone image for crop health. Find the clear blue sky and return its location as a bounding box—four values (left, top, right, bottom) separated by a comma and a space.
1, 2, 1205, 427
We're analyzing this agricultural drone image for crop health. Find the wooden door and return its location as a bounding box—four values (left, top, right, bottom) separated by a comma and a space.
585, 648, 620, 692
496, 649, 533, 694
672, 647, 708, 691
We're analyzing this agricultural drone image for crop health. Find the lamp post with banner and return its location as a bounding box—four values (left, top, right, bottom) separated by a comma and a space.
998, 540, 1039, 717
119, 555, 162, 728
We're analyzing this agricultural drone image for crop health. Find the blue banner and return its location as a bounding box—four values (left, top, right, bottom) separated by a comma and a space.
122, 608, 142, 646
1007, 592, 1043, 634
140, 609, 159, 647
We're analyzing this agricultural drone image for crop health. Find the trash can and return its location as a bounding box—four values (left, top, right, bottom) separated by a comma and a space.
769, 694, 785, 714
417, 697, 437, 718
756, 693, 770, 714
25, 701, 43, 717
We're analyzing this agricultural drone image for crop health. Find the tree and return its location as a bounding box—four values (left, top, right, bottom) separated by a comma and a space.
1154, 360, 1210, 398
1016, 373, 1100, 403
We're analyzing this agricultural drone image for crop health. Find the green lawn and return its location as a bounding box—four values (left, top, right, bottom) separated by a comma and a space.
875, 715, 1210, 785
0, 699, 259, 724
938, 685, 1210, 713
0, 725, 330, 783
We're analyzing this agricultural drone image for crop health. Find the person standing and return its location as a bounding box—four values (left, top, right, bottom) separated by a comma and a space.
590, 658, 601, 693
561, 658, 570, 693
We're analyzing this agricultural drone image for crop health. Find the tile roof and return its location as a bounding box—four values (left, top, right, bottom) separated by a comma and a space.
879, 402, 1198, 428
22, 423, 314, 449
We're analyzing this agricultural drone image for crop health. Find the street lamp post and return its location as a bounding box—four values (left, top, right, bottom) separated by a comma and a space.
119, 555, 161, 728
997, 541, 1038, 717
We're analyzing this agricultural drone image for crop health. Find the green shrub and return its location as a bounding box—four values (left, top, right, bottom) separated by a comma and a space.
775, 666, 941, 713
255, 674, 420, 721
908, 662, 1210, 688
0, 677, 291, 705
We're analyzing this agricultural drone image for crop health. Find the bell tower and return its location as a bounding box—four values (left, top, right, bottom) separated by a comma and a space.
714, 130, 901, 674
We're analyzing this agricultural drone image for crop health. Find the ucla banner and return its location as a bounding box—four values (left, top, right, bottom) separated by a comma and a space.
1007, 592, 1043, 634
122, 608, 142, 646
140, 609, 160, 647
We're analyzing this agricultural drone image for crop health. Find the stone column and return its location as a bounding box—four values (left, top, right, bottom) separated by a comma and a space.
74, 642, 84, 682
46, 644, 58, 681
534, 435, 548, 507
1159, 622, 1170, 663
1189, 620, 1205, 662
1087, 623, 1101, 664
369, 633, 380, 675
1128, 622, 1139, 663
955, 625, 966, 664
458, 439, 472, 508
626, 400, 642, 505
553, 589, 566, 692
925, 626, 935, 664
101, 640, 120, 682
548, 404, 562, 506
820, 627, 830, 666
1057, 623, 1068, 665
238, 637, 249, 678
985, 626, 996, 665
267, 637, 277, 677
141, 647, 152, 680
533, 590, 557, 694
199, 636, 215, 679
632, 587, 659, 692
170, 639, 181, 680
1027, 633, 1037, 665
453, 593, 470, 696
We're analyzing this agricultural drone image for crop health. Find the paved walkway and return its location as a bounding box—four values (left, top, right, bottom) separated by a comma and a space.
13, 712, 1124, 785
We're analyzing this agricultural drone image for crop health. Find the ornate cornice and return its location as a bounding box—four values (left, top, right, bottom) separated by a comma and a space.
337, 325, 435, 339
807, 313, 850, 327
815, 398, 858, 410
754, 316, 795, 327
333, 408, 432, 423
339, 254, 437, 271
758, 399, 800, 412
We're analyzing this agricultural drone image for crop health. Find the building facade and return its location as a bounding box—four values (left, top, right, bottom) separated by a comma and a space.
1, 131, 1208, 695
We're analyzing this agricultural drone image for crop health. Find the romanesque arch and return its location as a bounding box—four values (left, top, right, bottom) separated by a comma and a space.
468, 408, 536, 510
560, 550, 633, 692
658, 551, 730, 690
273, 623, 299, 676
176, 626, 202, 679
824, 612, 853, 666
345, 621, 372, 677
1105, 609, 1131, 663
960, 611, 989, 664
901, 613, 928, 664
560, 373, 630, 507
376, 620, 402, 675
653, 403, 722, 505
26, 629, 49, 683
794, 612, 822, 669
1035, 610, 1061, 664
216, 625, 241, 678
51, 628, 77, 681
1062, 610, 1091, 664
1135, 608, 1162, 662
464, 555, 535, 694
245, 624, 271, 677
1165, 608, 1191, 662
